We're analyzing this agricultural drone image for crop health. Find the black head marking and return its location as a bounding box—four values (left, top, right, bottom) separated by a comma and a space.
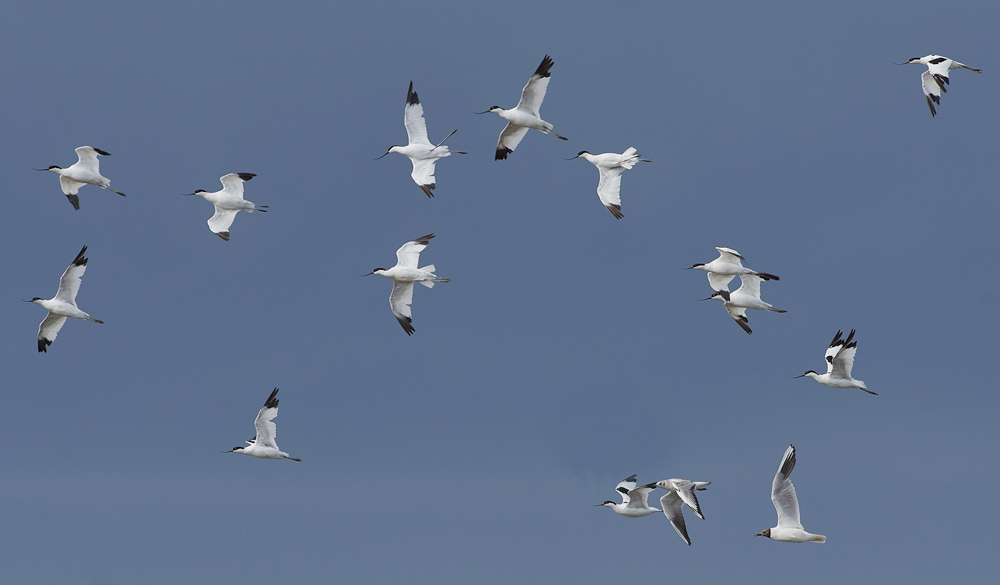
576, 150, 589, 157
602, 500, 614, 505
908, 57, 921, 62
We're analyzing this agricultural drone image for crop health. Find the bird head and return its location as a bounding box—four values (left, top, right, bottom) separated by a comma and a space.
183, 189, 208, 197
474, 106, 503, 114
596, 501, 615, 508
361, 268, 387, 277
376, 147, 400, 160
34, 165, 62, 172
566, 151, 590, 160
704, 291, 729, 302
792, 370, 818, 379
755, 528, 771, 538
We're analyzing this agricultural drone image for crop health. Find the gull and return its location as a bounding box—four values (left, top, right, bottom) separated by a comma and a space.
184, 173, 267, 241
27, 245, 104, 353
377, 81, 466, 197
363, 234, 449, 335
36, 146, 125, 210
648, 479, 712, 546
794, 329, 875, 395
569, 148, 650, 219
706, 274, 786, 334
900, 55, 981, 117
223, 388, 301, 461
597, 474, 660, 517
756, 445, 826, 543
477, 54, 567, 160
688, 247, 779, 301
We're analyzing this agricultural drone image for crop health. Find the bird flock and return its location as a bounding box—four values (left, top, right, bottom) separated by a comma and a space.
26, 52, 981, 551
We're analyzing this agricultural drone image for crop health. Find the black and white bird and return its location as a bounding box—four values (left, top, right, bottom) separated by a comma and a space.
689, 247, 779, 301
223, 388, 301, 461
756, 445, 826, 543
901, 55, 981, 117
377, 81, 465, 197
648, 478, 712, 546
36, 146, 125, 210
477, 55, 567, 160
569, 148, 650, 219
794, 330, 875, 395
184, 173, 267, 241
27, 246, 104, 352
706, 274, 786, 334
363, 234, 449, 335
597, 474, 660, 517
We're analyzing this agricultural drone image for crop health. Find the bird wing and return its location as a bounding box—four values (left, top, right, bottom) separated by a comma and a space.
832, 329, 858, 379
725, 304, 752, 334
74, 146, 101, 173
926, 59, 952, 85
403, 82, 431, 146
208, 207, 239, 236
58, 176, 84, 210
389, 281, 416, 335
54, 246, 89, 304
495, 122, 530, 160
669, 480, 705, 520
772, 445, 803, 529
516, 55, 554, 118
659, 491, 692, 545
37, 312, 67, 352
824, 330, 845, 374
735, 273, 762, 300
615, 474, 638, 503
219, 173, 255, 200
707, 272, 736, 293
626, 485, 655, 509
596, 166, 626, 219
714, 247, 745, 266
920, 71, 942, 117
252, 388, 280, 449
409, 158, 438, 196
395, 234, 434, 269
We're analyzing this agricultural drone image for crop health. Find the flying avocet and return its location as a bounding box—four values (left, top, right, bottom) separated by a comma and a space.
900, 55, 981, 117
377, 81, 466, 197
756, 445, 826, 543
27, 245, 104, 352
36, 146, 125, 210
477, 54, 567, 160
648, 478, 712, 546
363, 234, 449, 335
794, 329, 875, 395
597, 474, 660, 517
184, 173, 267, 241
223, 388, 301, 461
706, 274, 786, 334
569, 148, 650, 219
689, 247, 779, 301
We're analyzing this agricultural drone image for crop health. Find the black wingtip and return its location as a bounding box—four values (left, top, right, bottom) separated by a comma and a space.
215, 231, 230, 242
67, 194, 80, 210
38, 338, 51, 353
263, 387, 280, 409
397, 315, 415, 336
534, 54, 554, 78
420, 183, 435, 198
495, 147, 512, 161
236, 173, 256, 182
605, 204, 623, 219
72, 245, 89, 267
412, 233, 435, 245
92, 147, 111, 156
406, 81, 419, 105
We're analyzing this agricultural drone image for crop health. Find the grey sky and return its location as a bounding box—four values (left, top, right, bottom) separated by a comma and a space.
1, 1, 998, 583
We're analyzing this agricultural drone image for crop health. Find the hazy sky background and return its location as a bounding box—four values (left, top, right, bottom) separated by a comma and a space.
2, 1, 998, 583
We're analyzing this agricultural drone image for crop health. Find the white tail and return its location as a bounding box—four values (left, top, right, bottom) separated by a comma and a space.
419, 280, 435, 288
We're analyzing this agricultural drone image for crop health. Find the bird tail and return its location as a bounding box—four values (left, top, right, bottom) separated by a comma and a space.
811, 534, 827, 543
419, 280, 435, 288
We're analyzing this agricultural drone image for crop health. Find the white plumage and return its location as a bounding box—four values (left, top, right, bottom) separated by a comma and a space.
570, 148, 650, 219
184, 173, 267, 241
37, 146, 125, 210
707, 274, 786, 334
29, 246, 104, 352
902, 55, 981, 117
366, 234, 449, 335
756, 445, 826, 543
795, 329, 875, 395
224, 388, 301, 461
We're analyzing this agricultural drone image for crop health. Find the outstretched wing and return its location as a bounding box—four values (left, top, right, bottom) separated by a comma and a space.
516, 55, 553, 117
208, 208, 239, 240
707, 272, 737, 293
389, 281, 416, 335
403, 82, 432, 146
37, 313, 67, 352
725, 304, 752, 334
495, 122, 530, 160
772, 445, 803, 529
596, 166, 626, 219
395, 234, 434, 269
74, 146, 102, 173
55, 246, 89, 304
410, 158, 437, 197
714, 247, 745, 266
659, 491, 692, 545
252, 388, 280, 449
670, 480, 705, 520
831, 329, 858, 379
219, 173, 255, 200
920, 70, 943, 117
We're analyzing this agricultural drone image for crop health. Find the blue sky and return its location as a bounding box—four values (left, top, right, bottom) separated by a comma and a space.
2, 1, 999, 583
